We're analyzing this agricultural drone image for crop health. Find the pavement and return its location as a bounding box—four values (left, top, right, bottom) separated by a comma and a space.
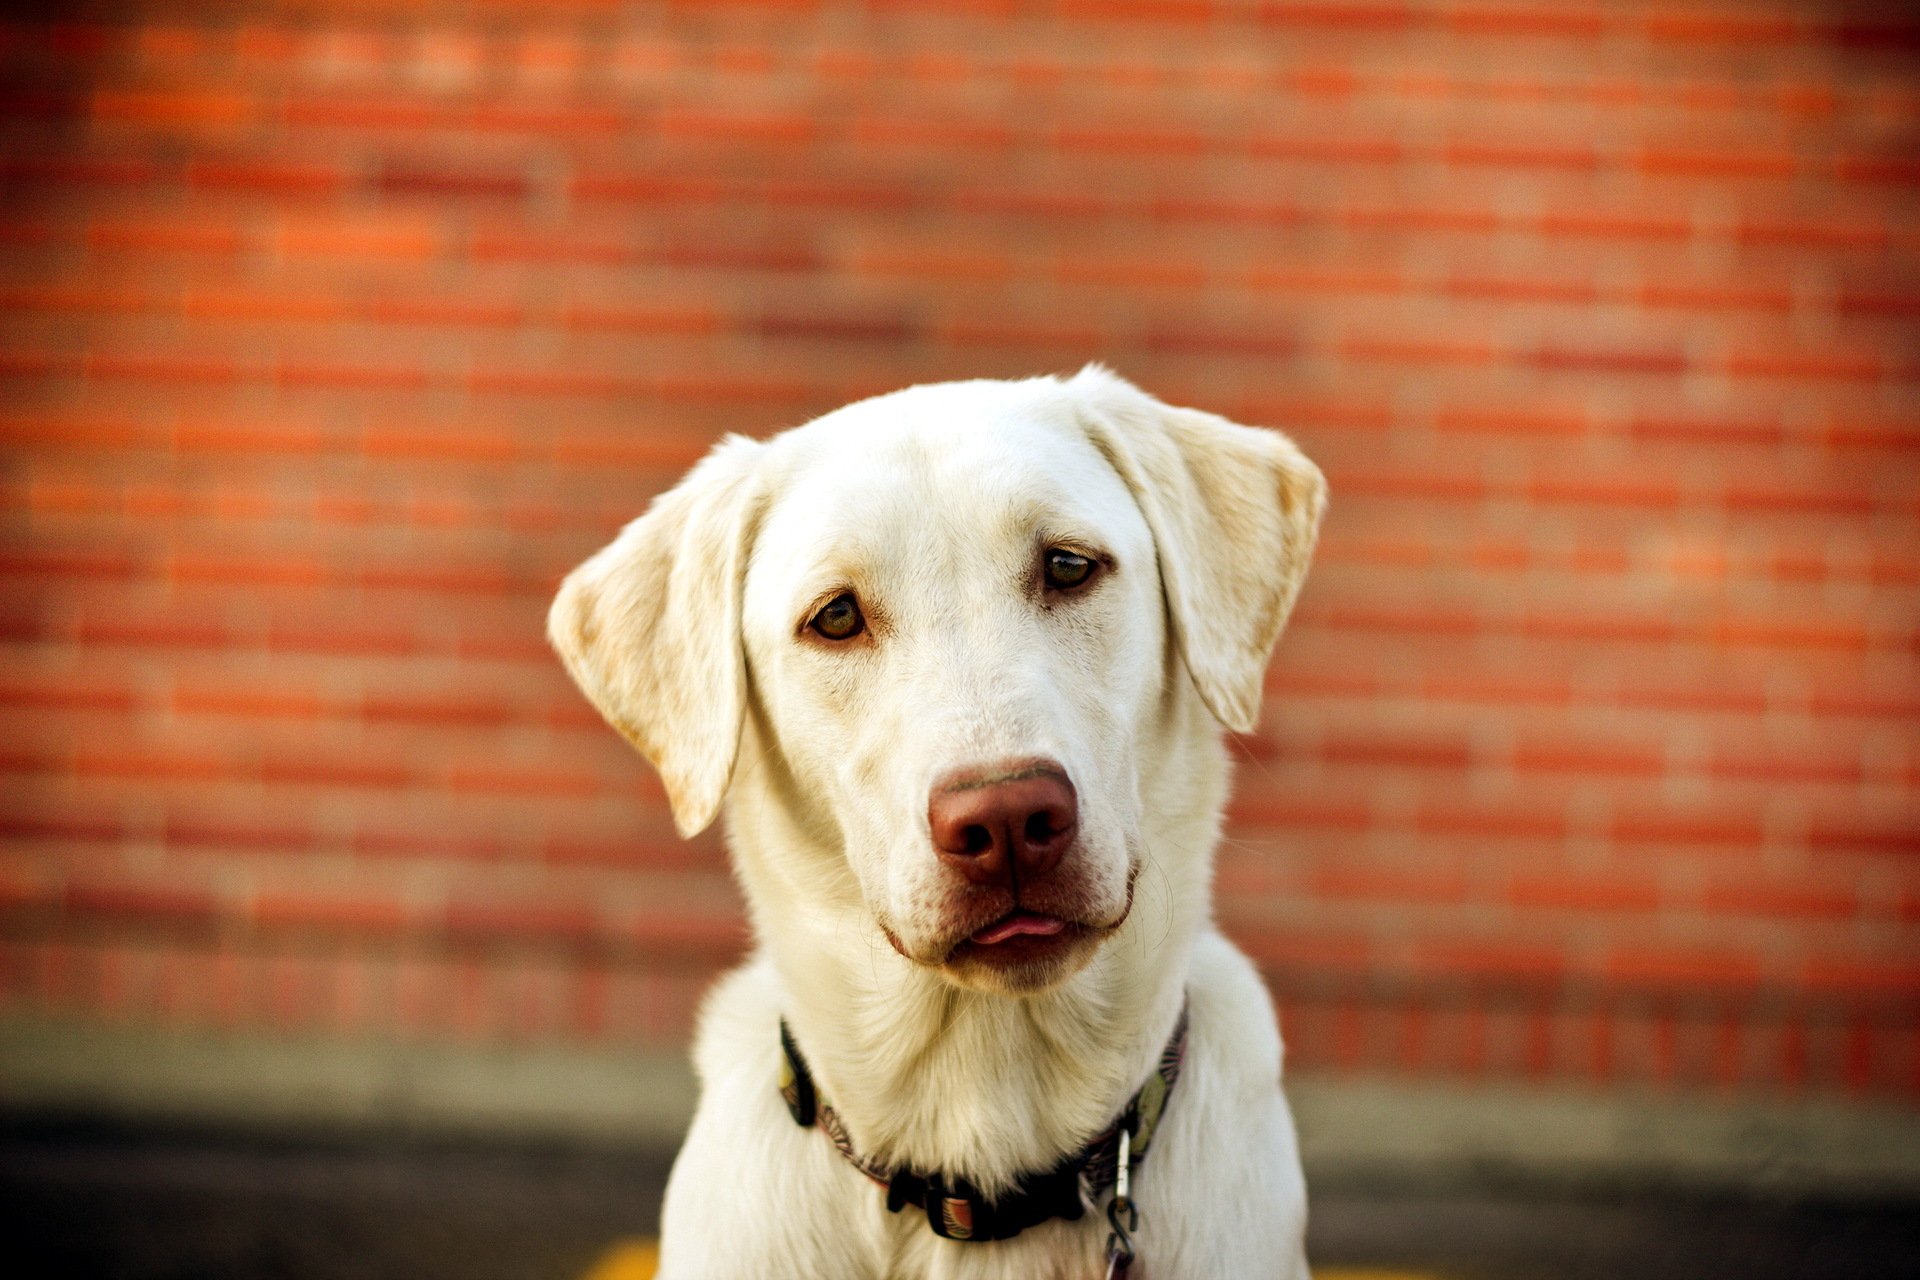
3, 1118, 1916, 1280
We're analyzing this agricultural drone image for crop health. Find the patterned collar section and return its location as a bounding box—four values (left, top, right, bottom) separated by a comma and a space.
777, 1001, 1191, 1244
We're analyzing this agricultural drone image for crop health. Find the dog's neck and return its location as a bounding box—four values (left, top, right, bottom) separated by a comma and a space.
786, 905, 1198, 1194
726, 695, 1226, 1195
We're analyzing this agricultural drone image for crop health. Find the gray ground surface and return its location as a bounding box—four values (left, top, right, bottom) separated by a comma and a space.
2, 1119, 1916, 1280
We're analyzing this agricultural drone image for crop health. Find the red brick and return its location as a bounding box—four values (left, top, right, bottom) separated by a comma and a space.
1643, 13, 1799, 43
275, 360, 431, 392
1708, 751, 1861, 785
1510, 874, 1660, 913
352, 828, 507, 862
1711, 617, 1872, 653
1739, 218, 1888, 250
369, 297, 527, 328
1514, 741, 1665, 778
939, 320, 1108, 349
88, 218, 243, 254
1058, 0, 1218, 20
1724, 349, 1884, 383
0, 283, 157, 315
659, 236, 818, 272
1602, 946, 1763, 994
262, 618, 419, 657
79, 614, 236, 649
1836, 290, 1920, 317
186, 159, 346, 193
1417, 803, 1567, 840
1802, 958, 1920, 1000
1639, 281, 1795, 313
1530, 344, 1688, 376
360, 423, 521, 462
1343, 203, 1503, 235
1824, 19, 1920, 52
376, 164, 531, 200
1611, 813, 1764, 850
1234, 928, 1374, 979
65, 883, 223, 929
1322, 733, 1472, 771
1701, 880, 1858, 920
1245, 264, 1395, 292
758, 310, 916, 343
1413, 940, 1565, 987
278, 215, 440, 260
1339, 334, 1496, 365
1312, 866, 1468, 903
86, 352, 242, 385
260, 756, 417, 790
447, 765, 602, 798
0, 678, 136, 713
182, 288, 351, 324
0, 547, 142, 580
443, 901, 604, 950
1806, 823, 1919, 857
1629, 416, 1786, 447
1228, 795, 1373, 830
361, 695, 519, 728
93, 90, 255, 128
1804, 688, 1920, 720
1060, 257, 1209, 290
165, 814, 317, 853
253, 893, 413, 937
852, 116, 1016, 151
1836, 156, 1920, 186
1446, 141, 1599, 171
1262, 3, 1415, 30
1638, 148, 1797, 179
1537, 210, 1692, 241
1053, 124, 1210, 155
6, 156, 163, 186
1616, 683, 1770, 716
1446, 7, 1605, 37
1443, 277, 1597, 306
1144, 322, 1293, 356
0, 811, 129, 843
657, 108, 813, 145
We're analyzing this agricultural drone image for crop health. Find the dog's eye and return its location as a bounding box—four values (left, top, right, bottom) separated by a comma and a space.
809, 593, 865, 641
1043, 549, 1095, 591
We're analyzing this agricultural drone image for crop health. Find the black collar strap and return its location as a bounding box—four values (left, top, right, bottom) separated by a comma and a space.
778, 1002, 1189, 1243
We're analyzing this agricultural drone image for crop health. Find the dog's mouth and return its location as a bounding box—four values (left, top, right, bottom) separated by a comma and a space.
937, 868, 1138, 983
947, 911, 1088, 974
877, 864, 1139, 990
968, 910, 1067, 946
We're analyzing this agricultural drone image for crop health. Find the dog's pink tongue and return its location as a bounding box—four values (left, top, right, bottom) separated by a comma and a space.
971, 913, 1065, 945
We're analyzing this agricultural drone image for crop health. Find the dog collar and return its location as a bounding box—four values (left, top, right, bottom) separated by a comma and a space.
777, 1001, 1189, 1245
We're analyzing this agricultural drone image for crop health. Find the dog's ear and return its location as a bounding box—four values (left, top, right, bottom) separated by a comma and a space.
547, 436, 765, 837
1072, 366, 1327, 734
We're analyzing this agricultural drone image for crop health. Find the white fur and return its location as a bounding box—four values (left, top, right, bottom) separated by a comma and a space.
550, 368, 1326, 1279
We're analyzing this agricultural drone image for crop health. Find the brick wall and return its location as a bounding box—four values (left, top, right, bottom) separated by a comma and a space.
0, 1, 1915, 1100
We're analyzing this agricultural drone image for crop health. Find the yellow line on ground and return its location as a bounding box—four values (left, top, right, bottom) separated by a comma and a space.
579, 1239, 659, 1280
578, 1239, 1439, 1280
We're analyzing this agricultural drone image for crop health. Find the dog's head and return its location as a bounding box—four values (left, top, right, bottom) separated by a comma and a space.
550, 368, 1324, 994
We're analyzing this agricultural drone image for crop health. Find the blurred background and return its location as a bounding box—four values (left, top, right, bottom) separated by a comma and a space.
0, 1, 1916, 1277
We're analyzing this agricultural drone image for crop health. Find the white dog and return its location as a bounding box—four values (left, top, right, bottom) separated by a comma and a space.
549, 367, 1325, 1279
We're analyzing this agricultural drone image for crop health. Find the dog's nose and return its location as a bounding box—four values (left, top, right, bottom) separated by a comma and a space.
928, 760, 1078, 886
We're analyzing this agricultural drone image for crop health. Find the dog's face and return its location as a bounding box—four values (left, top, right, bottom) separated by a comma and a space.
739, 391, 1163, 991
550, 368, 1325, 995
